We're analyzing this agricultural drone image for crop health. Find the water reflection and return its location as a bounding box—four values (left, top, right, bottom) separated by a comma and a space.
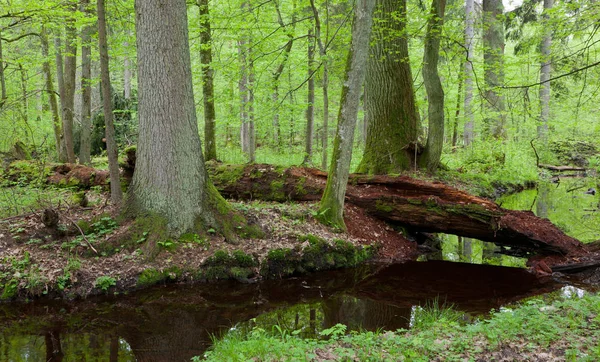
0, 261, 562, 361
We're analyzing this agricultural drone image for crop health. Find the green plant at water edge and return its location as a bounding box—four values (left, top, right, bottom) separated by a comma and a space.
94, 275, 116, 292
57, 257, 82, 291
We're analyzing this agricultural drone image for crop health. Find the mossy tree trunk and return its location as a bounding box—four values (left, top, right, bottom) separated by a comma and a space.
40, 26, 67, 162
537, 0, 553, 143
198, 0, 217, 161
318, 0, 375, 230
356, 0, 421, 174
418, 0, 446, 172
98, 0, 123, 205
130, 0, 230, 235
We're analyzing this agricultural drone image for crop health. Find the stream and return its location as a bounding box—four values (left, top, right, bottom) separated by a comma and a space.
0, 179, 598, 361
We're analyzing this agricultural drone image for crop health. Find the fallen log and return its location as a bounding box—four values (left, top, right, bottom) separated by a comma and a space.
42, 161, 590, 259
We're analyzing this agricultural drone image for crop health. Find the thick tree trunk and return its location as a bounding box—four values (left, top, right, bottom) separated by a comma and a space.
79, 0, 93, 165
62, 14, 78, 163
318, 0, 375, 230
130, 0, 227, 234
463, 0, 475, 146
40, 27, 67, 161
538, 0, 553, 142
418, 0, 446, 172
303, 27, 315, 165
98, 0, 123, 205
356, 0, 420, 174
198, 0, 217, 161
482, 0, 506, 139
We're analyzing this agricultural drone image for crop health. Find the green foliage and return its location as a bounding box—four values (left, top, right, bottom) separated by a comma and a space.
136, 267, 182, 288
94, 276, 116, 292
198, 250, 258, 281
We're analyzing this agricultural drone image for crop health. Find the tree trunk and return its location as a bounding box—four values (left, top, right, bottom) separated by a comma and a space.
419, 0, 446, 172
123, 41, 132, 100
40, 27, 67, 161
452, 72, 462, 148
98, 0, 123, 205
248, 50, 256, 163
272, 0, 296, 149
463, 0, 475, 146
79, 0, 93, 165
303, 27, 315, 165
62, 13, 78, 163
538, 0, 553, 143
130, 0, 228, 234
238, 18, 249, 154
318, 0, 375, 230
198, 0, 217, 161
356, 0, 420, 174
18, 64, 28, 125
482, 0, 506, 139
0, 34, 6, 108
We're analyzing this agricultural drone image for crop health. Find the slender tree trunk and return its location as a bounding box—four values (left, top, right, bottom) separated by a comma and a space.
272, 0, 296, 148
62, 13, 78, 163
198, 0, 217, 161
123, 41, 132, 100
238, 37, 249, 153
18, 64, 28, 125
419, 0, 446, 172
0, 34, 6, 108
41, 27, 67, 161
356, 0, 420, 174
309, 0, 329, 170
248, 50, 256, 163
318, 0, 375, 230
79, 0, 93, 165
130, 0, 229, 234
538, 0, 553, 143
452, 72, 462, 148
482, 0, 506, 139
303, 27, 315, 165
463, 0, 475, 146
98, 0, 123, 204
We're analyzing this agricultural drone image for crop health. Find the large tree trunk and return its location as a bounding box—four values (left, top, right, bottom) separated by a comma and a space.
40, 27, 67, 161
463, 0, 475, 146
356, 0, 420, 174
537, 0, 553, 143
79, 0, 93, 165
98, 0, 123, 204
482, 0, 506, 139
130, 0, 228, 234
318, 0, 375, 230
418, 0, 446, 172
198, 0, 217, 161
62, 12, 78, 163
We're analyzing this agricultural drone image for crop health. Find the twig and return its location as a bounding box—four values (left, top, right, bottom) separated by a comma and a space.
65, 215, 98, 255
530, 138, 540, 167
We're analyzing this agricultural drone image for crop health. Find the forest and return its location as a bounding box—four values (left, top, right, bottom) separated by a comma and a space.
1, 0, 600, 360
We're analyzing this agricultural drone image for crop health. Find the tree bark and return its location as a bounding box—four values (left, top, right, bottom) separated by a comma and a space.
482, 0, 506, 139
538, 0, 553, 143
318, 0, 375, 230
130, 0, 228, 234
0, 34, 6, 108
198, 0, 217, 161
40, 27, 67, 161
418, 0, 446, 172
62, 11, 78, 163
303, 27, 315, 166
463, 0, 475, 146
79, 0, 93, 165
98, 0, 123, 204
238, 7, 249, 155
356, 0, 420, 174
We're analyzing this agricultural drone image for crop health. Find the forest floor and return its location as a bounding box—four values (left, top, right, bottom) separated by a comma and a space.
0, 190, 418, 301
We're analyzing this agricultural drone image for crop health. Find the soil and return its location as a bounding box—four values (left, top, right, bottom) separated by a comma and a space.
0, 193, 417, 301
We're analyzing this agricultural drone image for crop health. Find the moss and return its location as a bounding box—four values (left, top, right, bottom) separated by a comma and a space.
270, 180, 286, 201
238, 224, 265, 239
297, 234, 326, 245
294, 177, 307, 196
232, 250, 257, 267
137, 269, 165, 288
200, 250, 258, 281
375, 200, 394, 213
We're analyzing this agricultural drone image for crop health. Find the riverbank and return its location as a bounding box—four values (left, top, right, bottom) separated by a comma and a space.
201, 291, 600, 361
0, 193, 416, 301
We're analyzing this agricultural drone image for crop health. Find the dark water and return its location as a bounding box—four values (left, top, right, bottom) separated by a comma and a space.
0, 260, 563, 361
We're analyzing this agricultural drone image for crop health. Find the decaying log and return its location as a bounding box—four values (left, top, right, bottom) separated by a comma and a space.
539, 164, 586, 172
41, 161, 593, 262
